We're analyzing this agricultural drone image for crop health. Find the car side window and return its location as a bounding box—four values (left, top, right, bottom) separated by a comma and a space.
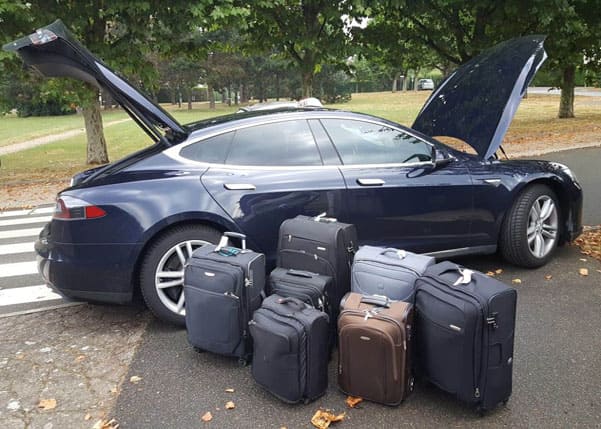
321, 119, 433, 165
225, 120, 322, 166
179, 132, 234, 163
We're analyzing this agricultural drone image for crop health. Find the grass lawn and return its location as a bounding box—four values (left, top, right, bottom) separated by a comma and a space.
1, 92, 600, 185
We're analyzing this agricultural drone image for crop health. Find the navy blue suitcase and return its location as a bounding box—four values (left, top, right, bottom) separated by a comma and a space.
415, 261, 517, 412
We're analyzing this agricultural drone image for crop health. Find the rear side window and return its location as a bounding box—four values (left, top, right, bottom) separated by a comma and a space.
225, 120, 322, 166
321, 119, 432, 165
179, 132, 234, 163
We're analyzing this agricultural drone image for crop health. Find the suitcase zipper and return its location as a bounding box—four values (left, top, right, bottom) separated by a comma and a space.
355, 260, 422, 278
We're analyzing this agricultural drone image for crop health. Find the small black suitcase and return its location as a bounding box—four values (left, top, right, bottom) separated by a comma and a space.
184, 232, 265, 364
268, 268, 331, 311
249, 294, 329, 404
414, 261, 517, 412
277, 213, 358, 323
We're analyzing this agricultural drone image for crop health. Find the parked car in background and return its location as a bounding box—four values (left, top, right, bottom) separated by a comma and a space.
417, 78, 435, 90
5, 22, 582, 325
237, 97, 323, 112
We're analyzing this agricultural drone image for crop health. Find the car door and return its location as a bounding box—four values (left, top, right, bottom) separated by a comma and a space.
198, 118, 346, 261
319, 118, 475, 254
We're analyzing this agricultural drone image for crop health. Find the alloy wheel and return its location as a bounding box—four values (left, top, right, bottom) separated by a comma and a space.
526, 195, 558, 259
154, 239, 209, 316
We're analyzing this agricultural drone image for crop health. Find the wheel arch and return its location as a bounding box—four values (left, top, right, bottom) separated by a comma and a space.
130, 213, 239, 298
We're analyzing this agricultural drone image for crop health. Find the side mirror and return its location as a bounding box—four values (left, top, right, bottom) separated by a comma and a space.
430, 147, 453, 169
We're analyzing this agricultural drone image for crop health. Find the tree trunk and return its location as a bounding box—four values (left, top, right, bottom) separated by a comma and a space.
83, 97, 109, 165
391, 77, 397, 93
559, 64, 575, 118
208, 84, 215, 109
413, 68, 420, 92
301, 71, 313, 98
187, 88, 192, 110
276, 74, 280, 100
171, 88, 176, 105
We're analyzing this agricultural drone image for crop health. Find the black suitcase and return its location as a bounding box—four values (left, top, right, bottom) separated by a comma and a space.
268, 268, 331, 311
249, 294, 330, 403
277, 213, 358, 323
414, 261, 517, 412
184, 232, 265, 363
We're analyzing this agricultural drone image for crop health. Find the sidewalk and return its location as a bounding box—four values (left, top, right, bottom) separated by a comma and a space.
0, 304, 149, 429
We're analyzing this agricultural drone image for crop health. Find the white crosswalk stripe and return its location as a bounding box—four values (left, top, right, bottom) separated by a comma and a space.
0, 207, 80, 316
0, 215, 51, 227
0, 242, 35, 255
0, 227, 43, 240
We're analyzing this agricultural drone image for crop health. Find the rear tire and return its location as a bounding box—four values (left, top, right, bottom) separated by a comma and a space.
500, 184, 560, 268
139, 224, 220, 326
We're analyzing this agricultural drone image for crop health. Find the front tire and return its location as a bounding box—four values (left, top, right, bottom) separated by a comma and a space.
500, 184, 560, 268
139, 224, 221, 325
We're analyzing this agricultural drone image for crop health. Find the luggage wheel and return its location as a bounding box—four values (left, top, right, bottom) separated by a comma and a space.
193, 347, 205, 354
476, 406, 486, 417
238, 357, 249, 367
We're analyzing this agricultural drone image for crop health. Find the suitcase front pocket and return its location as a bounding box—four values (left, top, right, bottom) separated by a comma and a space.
249, 317, 303, 403
185, 287, 242, 355
417, 311, 465, 393
352, 262, 417, 301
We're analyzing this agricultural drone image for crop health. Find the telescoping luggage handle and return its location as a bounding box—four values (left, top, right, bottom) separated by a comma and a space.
215, 231, 247, 253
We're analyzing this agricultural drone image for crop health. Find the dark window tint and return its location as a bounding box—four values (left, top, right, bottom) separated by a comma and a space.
226, 120, 322, 166
321, 119, 432, 165
179, 132, 234, 163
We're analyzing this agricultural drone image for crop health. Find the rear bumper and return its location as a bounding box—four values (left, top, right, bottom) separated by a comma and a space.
35, 227, 138, 304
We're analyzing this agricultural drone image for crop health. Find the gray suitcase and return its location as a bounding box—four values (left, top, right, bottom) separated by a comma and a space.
351, 246, 435, 302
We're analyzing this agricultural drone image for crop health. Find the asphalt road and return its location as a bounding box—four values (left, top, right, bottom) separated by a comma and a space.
114, 147, 601, 428
533, 147, 601, 226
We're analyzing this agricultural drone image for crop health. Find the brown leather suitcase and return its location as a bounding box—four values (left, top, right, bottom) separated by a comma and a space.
337, 292, 414, 406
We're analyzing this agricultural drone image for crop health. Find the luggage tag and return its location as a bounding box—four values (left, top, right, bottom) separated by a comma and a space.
218, 246, 241, 257
453, 268, 474, 286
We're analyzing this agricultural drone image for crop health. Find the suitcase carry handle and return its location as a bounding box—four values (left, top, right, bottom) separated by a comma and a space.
286, 269, 315, 278
380, 248, 407, 260
427, 261, 475, 286
313, 212, 338, 223
215, 232, 247, 252
360, 295, 391, 308
277, 297, 307, 311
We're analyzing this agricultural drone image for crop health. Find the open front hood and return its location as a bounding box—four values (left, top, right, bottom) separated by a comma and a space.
412, 36, 547, 160
3, 20, 187, 144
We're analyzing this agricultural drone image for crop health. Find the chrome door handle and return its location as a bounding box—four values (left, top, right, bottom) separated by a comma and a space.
481, 178, 501, 186
357, 178, 385, 186
224, 183, 256, 190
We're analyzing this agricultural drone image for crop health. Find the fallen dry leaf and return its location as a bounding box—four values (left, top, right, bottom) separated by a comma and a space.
129, 375, 142, 384
110, 386, 118, 394
597, 270, 601, 274
579, 268, 589, 276
225, 388, 235, 393
485, 271, 495, 276
512, 278, 522, 284
495, 269, 503, 275
225, 401, 235, 410
201, 411, 213, 422
38, 398, 57, 410
311, 409, 345, 429
345, 396, 363, 408
75, 355, 86, 363
92, 418, 119, 429
580, 258, 588, 262
84, 413, 92, 421
545, 275, 553, 280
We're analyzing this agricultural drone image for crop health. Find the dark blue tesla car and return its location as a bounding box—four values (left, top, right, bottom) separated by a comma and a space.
5, 21, 582, 325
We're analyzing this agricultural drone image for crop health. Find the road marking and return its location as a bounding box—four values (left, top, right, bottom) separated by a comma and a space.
0, 301, 84, 318
0, 284, 61, 306
0, 261, 38, 278
0, 209, 32, 217
31, 206, 54, 215
0, 242, 35, 256
0, 216, 51, 227
0, 227, 42, 240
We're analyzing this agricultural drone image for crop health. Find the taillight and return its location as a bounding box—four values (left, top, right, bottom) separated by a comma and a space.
53, 196, 107, 220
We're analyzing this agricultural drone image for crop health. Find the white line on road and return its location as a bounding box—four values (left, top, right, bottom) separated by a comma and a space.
0, 242, 35, 256
0, 209, 32, 217
0, 284, 62, 306
0, 228, 42, 240
32, 207, 54, 215
0, 216, 51, 227
0, 261, 38, 278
